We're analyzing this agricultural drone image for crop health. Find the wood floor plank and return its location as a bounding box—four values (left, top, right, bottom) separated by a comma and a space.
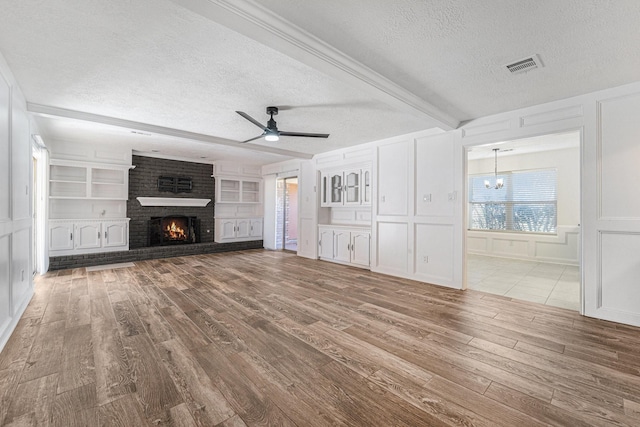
3, 250, 640, 426
193, 343, 297, 427
5, 373, 58, 426
51, 383, 98, 427
19, 320, 65, 383
112, 300, 146, 337
168, 403, 199, 427
0, 318, 40, 372
123, 334, 182, 422
92, 323, 135, 405
157, 339, 236, 426
97, 394, 151, 427
159, 306, 212, 350
57, 324, 95, 394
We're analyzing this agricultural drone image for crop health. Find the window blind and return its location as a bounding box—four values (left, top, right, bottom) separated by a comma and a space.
469, 168, 557, 233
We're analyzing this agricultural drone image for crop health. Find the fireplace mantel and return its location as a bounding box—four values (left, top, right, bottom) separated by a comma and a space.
136, 197, 211, 207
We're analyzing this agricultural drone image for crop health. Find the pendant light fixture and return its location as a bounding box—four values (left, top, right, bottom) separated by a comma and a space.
484, 148, 504, 189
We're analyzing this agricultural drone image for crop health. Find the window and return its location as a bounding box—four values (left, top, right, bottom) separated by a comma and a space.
469, 168, 557, 233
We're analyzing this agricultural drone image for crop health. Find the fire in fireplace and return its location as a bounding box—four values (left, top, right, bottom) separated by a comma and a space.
149, 216, 200, 246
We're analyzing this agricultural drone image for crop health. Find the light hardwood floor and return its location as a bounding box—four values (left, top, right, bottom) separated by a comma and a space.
1, 249, 640, 426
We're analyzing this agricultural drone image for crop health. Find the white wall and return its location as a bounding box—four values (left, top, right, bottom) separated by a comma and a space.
467, 145, 580, 264
0, 53, 34, 352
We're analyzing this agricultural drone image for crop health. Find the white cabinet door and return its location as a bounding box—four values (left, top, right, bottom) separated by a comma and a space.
75, 222, 101, 250
49, 222, 74, 251
236, 219, 251, 238
351, 232, 371, 267
220, 219, 237, 240
344, 169, 361, 206
361, 167, 372, 206
329, 172, 344, 206
250, 219, 263, 238
103, 221, 128, 248
333, 231, 351, 263
318, 228, 334, 259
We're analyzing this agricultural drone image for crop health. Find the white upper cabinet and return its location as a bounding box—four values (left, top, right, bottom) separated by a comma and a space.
320, 165, 371, 207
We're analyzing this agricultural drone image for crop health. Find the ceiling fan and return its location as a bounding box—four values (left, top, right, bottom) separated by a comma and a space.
236, 106, 330, 143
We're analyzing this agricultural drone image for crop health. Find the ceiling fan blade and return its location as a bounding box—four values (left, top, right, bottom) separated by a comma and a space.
236, 111, 267, 131
279, 131, 330, 138
242, 134, 265, 143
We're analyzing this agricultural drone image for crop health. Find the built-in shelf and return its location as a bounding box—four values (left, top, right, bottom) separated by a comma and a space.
136, 197, 211, 207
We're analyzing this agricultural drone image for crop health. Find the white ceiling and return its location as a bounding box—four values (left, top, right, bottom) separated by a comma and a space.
1, 0, 639, 165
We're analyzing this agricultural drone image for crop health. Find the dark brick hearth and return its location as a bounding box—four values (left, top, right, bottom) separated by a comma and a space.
48, 240, 263, 270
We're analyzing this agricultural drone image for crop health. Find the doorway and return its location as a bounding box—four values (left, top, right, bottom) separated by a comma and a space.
276, 177, 298, 251
465, 131, 581, 311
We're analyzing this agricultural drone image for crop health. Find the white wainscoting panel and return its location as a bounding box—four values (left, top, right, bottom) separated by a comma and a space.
598, 93, 640, 220
0, 235, 9, 331
415, 223, 454, 283
599, 232, 640, 325
12, 227, 30, 311
298, 218, 317, 259
0, 73, 9, 221
415, 133, 455, 217
377, 140, 410, 216
467, 226, 579, 265
376, 222, 408, 274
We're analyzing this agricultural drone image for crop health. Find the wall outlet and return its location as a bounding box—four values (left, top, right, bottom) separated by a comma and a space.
423, 255, 429, 263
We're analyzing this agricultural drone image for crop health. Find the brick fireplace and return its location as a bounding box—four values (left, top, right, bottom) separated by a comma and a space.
127, 155, 214, 249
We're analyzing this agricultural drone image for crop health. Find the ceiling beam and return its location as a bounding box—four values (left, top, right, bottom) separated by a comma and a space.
27, 103, 313, 159
171, 0, 459, 131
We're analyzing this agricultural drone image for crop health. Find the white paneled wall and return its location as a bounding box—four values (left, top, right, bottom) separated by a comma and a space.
372, 132, 463, 288
0, 53, 34, 352
588, 88, 640, 326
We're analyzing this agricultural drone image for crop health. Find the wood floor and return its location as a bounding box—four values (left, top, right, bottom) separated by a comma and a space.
1, 250, 640, 426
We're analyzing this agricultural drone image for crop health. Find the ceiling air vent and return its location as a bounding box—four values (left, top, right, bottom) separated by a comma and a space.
505, 54, 543, 74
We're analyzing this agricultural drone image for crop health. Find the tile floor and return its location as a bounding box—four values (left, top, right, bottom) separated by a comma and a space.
467, 254, 581, 311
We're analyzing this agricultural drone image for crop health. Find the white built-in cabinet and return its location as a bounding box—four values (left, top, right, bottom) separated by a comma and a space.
49, 219, 129, 255
48, 158, 131, 256
213, 163, 264, 244
320, 166, 371, 207
215, 178, 261, 203
317, 225, 371, 268
214, 218, 262, 243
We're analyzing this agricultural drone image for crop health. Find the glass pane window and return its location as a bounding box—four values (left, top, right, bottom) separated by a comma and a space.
469, 168, 557, 233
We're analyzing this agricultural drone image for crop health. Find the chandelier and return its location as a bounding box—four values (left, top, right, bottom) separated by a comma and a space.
485, 148, 504, 189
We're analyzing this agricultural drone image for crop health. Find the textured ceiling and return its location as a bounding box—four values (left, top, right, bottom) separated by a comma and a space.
0, 0, 639, 164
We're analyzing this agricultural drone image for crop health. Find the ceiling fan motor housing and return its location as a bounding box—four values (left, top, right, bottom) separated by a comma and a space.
266, 106, 279, 116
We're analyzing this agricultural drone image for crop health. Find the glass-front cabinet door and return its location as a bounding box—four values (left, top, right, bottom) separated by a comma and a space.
330, 172, 343, 205
344, 169, 361, 205
362, 168, 371, 205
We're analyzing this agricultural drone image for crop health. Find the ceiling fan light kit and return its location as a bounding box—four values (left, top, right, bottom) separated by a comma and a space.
236, 106, 329, 143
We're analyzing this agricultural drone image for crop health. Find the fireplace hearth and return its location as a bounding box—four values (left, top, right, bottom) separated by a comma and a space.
149, 216, 200, 246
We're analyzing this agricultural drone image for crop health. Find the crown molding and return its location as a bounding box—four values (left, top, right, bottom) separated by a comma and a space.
171, 0, 459, 131
27, 103, 313, 160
